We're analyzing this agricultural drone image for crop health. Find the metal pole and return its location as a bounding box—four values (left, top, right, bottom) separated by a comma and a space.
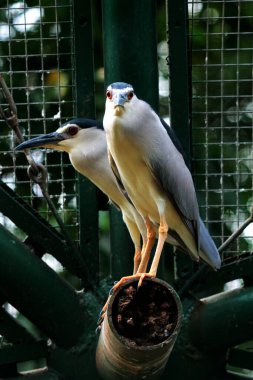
0, 224, 93, 349
102, 0, 160, 279
109, 207, 134, 279
189, 286, 253, 350
0, 179, 86, 279
2, 369, 61, 379
73, 0, 100, 287
167, 0, 195, 282
167, 0, 191, 157
0, 308, 35, 343
102, 0, 158, 109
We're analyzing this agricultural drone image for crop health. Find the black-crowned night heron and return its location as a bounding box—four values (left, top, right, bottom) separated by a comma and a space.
103, 82, 221, 285
15, 118, 147, 275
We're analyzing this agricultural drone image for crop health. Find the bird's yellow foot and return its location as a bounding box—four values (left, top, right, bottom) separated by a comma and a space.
137, 272, 156, 288
112, 274, 140, 293
96, 282, 117, 331
97, 273, 156, 331
113, 273, 156, 293
96, 297, 111, 332
96, 276, 137, 330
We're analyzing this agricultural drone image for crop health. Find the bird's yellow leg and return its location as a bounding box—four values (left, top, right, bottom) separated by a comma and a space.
137, 217, 156, 273
138, 215, 168, 287
98, 221, 157, 327
149, 215, 168, 275
133, 247, 142, 274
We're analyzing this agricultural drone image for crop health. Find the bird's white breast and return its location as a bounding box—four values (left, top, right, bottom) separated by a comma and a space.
104, 115, 163, 222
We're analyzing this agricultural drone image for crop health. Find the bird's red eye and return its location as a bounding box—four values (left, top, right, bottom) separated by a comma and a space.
128, 91, 134, 100
68, 126, 78, 136
106, 90, 113, 99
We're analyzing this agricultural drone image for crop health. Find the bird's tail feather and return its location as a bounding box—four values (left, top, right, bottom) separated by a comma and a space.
168, 218, 221, 270
198, 218, 221, 270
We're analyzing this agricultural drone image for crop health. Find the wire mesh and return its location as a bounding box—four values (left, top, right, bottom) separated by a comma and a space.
0, 0, 78, 241
188, 0, 253, 261
2, 0, 252, 265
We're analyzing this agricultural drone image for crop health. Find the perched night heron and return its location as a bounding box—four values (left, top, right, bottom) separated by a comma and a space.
103, 82, 221, 284
15, 118, 147, 275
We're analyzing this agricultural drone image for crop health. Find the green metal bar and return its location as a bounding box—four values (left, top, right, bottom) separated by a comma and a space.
102, 0, 160, 280
214, 375, 249, 380
0, 341, 47, 365
189, 286, 253, 350
0, 224, 94, 349
7, 369, 60, 380
0, 290, 7, 306
73, 0, 100, 286
77, 176, 100, 286
228, 348, 253, 371
48, 293, 101, 380
167, 0, 195, 281
109, 207, 133, 279
0, 308, 35, 343
167, 0, 191, 158
183, 253, 253, 296
0, 180, 87, 280
0, 364, 18, 378
102, 0, 159, 109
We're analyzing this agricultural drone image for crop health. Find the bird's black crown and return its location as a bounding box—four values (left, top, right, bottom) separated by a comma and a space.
109, 82, 134, 91
62, 118, 103, 131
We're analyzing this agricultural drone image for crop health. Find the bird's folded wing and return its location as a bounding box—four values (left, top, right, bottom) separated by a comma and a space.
149, 142, 200, 248
108, 150, 133, 204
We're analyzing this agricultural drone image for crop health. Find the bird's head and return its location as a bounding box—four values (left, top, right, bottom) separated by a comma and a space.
15, 118, 103, 153
105, 82, 136, 117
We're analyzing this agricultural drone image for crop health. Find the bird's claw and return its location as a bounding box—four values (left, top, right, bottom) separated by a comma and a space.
96, 309, 106, 333
96, 292, 112, 332
96, 273, 156, 332
97, 307, 105, 321
137, 273, 155, 289
95, 324, 102, 334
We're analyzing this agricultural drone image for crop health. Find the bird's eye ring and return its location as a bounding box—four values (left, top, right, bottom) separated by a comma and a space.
128, 91, 134, 100
68, 126, 78, 136
106, 90, 113, 100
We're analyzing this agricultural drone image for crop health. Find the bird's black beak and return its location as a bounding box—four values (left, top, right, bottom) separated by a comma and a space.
15, 132, 66, 151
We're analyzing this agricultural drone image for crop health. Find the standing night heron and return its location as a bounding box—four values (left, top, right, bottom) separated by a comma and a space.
15, 118, 147, 275
103, 82, 221, 285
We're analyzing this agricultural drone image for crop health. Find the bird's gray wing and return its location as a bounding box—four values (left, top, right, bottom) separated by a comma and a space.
158, 118, 220, 268
149, 138, 200, 249
108, 150, 133, 204
159, 118, 189, 167
108, 150, 125, 192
